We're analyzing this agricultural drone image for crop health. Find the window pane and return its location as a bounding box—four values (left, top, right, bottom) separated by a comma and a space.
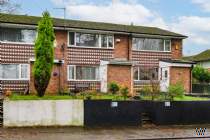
132, 38, 165, 51
144, 39, 164, 51
1, 65, 19, 79
139, 67, 158, 80
139, 68, 150, 80
134, 67, 139, 80
108, 36, 113, 48
101, 35, 107, 48
132, 38, 144, 50
21, 30, 36, 43
76, 33, 99, 47
68, 66, 75, 80
20, 65, 28, 79
165, 40, 171, 51
69, 32, 75, 45
0, 28, 36, 43
76, 66, 97, 80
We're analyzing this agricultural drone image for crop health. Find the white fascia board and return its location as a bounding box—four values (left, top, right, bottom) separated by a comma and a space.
159, 61, 193, 68
29, 58, 64, 64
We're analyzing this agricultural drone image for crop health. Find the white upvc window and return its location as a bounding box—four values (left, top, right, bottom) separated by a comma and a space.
134, 67, 159, 81
0, 64, 29, 80
132, 38, 171, 52
0, 28, 36, 44
68, 31, 114, 49
67, 65, 99, 81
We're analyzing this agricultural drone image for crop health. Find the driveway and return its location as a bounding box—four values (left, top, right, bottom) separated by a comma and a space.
0, 124, 210, 140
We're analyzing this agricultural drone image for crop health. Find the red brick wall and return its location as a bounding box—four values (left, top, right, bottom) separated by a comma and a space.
114, 34, 129, 60
29, 30, 68, 94
54, 30, 68, 93
0, 43, 34, 64
171, 39, 182, 59
107, 65, 133, 95
29, 64, 62, 95
132, 51, 172, 67
170, 67, 191, 93
67, 47, 114, 65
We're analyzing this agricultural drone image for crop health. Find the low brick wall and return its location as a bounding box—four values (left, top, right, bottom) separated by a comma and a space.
3, 100, 84, 127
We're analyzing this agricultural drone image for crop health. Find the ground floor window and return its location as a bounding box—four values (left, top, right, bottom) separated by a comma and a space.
0, 64, 29, 80
134, 67, 158, 81
68, 65, 99, 80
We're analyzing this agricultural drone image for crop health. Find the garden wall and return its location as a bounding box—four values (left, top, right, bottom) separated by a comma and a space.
3, 100, 84, 127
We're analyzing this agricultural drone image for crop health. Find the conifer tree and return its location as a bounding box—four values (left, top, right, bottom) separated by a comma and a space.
33, 11, 55, 97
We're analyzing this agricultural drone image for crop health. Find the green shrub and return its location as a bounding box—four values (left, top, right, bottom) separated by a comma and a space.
33, 11, 55, 97
168, 82, 185, 101
140, 86, 152, 96
108, 82, 120, 94
192, 66, 210, 83
120, 86, 129, 100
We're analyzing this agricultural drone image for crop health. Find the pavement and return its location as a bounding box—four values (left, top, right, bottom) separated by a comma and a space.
0, 124, 210, 140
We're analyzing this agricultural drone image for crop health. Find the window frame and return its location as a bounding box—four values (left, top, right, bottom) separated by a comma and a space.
134, 67, 159, 81
67, 31, 114, 49
0, 28, 36, 45
0, 64, 30, 80
67, 65, 100, 81
132, 37, 171, 52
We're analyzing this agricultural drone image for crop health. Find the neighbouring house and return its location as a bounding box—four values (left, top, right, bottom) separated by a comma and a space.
184, 49, 210, 71
0, 13, 194, 95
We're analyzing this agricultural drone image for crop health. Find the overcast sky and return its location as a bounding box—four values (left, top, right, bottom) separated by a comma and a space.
12, 0, 210, 56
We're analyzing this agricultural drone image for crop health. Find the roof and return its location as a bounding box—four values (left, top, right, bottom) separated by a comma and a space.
0, 13, 187, 38
183, 50, 210, 62
101, 59, 135, 66
160, 59, 196, 64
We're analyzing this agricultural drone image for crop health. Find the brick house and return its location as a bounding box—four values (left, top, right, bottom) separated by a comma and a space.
0, 13, 194, 95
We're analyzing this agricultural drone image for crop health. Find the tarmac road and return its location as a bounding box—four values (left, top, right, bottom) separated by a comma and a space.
0, 124, 210, 140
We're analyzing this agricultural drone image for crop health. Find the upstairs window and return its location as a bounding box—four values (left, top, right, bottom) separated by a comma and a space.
68, 32, 114, 48
76, 32, 99, 47
132, 38, 171, 52
0, 64, 29, 80
0, 28, 36, 43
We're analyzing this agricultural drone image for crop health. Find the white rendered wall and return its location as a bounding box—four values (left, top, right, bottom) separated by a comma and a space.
100, 60, 108, 92
3, 100, 84, 127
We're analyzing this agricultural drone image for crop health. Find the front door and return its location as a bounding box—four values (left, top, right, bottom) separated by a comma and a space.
160, 67, 170, 92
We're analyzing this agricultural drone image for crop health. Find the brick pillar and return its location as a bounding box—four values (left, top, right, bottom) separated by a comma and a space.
107, 65, 133, 95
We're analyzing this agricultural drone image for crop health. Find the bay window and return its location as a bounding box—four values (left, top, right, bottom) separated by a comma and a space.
132, 38, 171, 52
134, 67, 158, 81
0, 64, 29, 80
68, 65, 99, 80
0, 28, 36, 43
68, 32, 114, 48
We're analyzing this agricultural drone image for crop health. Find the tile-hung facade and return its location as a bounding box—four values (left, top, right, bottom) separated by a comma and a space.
0, 13, 194, 95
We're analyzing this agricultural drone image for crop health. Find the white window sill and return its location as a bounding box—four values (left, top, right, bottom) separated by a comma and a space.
132, 49, 171, 53
0, 41, 34, 45
68, 45, 114, 50
134, 80, 159, 82
68, 79, 101, 82
0, 79, 29, 81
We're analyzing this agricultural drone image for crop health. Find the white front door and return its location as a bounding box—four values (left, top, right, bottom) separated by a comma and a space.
159, 67, 170, 92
